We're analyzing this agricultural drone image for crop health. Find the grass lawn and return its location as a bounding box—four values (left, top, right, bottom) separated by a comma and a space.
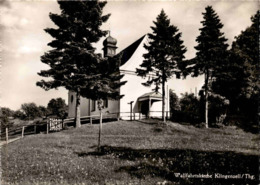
1, 120, 259, 185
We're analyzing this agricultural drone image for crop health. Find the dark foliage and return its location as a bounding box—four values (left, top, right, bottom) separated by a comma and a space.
1, 107, 14, 117
21, 103, 41, 120
0, 115, 13, 130
179, 93, 201, 124
38, 106, 50, 118
169, 90, 180, 121
13, 110, 26, 120
47, 98, 67, 119
211, 11, 259, 133
0, 108, 13, 131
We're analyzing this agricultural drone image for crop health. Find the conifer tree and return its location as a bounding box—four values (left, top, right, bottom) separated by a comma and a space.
37, 0, 125, 128
136, 10, 186, 122
231, 11, 259, 98
212, 11, 259, 130
188, 6, 228, 128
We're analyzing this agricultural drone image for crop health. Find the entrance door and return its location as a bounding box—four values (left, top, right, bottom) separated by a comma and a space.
140, 101, 149, 117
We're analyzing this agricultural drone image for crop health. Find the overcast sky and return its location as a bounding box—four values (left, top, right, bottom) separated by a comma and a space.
0, 0, 258, 110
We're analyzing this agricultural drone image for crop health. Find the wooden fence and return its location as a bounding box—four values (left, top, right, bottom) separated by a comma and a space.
1, 111, 170, 145
1, 122, 47, 144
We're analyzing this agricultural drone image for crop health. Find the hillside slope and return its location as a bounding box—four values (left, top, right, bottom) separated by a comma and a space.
1, 120, 259, 185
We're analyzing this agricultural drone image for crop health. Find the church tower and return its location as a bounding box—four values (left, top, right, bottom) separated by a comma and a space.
103, 31, 117, 57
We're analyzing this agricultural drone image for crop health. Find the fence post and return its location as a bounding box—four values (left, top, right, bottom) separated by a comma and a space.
90, 116, 92, 125
6, 128, 8, 144
139, 113, 141, 120
46, 123, 49, 134
117, 112, 120, 121
22, 126, 25, 138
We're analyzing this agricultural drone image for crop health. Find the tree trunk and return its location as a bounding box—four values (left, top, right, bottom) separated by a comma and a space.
162, 79, 166, 123
97, 100, 103, 151
205, 72, 209, 128
75, 91, 81, 128
98, 109, 102, 151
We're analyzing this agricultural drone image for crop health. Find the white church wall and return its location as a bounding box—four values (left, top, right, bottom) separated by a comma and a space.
89, 100, 120, 117
120, 73, 151, 119
120, 35, 170, 120
68, 92, 90, 118
68, 91, 76, 118
79, 97, 89, 117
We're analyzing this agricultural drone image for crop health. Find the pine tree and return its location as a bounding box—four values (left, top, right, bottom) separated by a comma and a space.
136, 10, 186, 122
37, 0, 125, 128
188, 6, 229, 128
212, 11, 259, 130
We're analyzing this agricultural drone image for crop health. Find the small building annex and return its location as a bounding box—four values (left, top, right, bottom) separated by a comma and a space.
68, 34, 170, 120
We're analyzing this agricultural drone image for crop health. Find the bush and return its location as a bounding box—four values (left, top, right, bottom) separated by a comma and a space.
13, 110, 26, 120
0, 115, 14, 131
171, 93, 202, 125
208, 94, 229, 127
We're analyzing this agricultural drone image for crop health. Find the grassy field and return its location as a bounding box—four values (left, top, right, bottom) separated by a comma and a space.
1, 120, 259, 185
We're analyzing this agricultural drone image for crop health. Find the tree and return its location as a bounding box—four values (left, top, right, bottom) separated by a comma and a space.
136, 10, 186, 122
0, 108, 14, 130
179, 93, 200, 124
231, 11, 259, 98
1, 107, 14, 117
38, 106, 50, 118
13, 110, 26, 120
47, 98, 67, 118
21, 103, 40, 120
211, 11, 259, 131
169, 89, 180, 121
37, 0, 115, 128
188, 6, 229, 128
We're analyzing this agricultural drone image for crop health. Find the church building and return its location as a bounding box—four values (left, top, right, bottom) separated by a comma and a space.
68, 34, 170, 120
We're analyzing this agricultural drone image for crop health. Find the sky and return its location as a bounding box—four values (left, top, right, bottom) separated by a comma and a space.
0, 0, 258, 110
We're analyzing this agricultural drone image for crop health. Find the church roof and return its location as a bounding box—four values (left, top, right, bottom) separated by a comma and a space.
103, 35, 117, 48
138, 92, 163, 101
118, 34, 146, 66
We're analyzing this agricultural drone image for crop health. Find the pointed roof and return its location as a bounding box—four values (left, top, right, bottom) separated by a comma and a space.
118, 35, 146, 66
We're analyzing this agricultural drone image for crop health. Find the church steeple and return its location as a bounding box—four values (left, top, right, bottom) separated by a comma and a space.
103, 31, 117, 57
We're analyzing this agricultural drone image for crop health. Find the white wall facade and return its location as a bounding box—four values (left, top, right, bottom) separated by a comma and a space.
68, 91, 119, 118
119, 35, 170, 120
